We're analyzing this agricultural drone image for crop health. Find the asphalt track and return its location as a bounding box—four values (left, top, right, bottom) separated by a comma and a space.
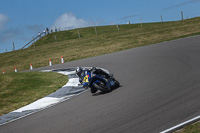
1, 35, 200, 133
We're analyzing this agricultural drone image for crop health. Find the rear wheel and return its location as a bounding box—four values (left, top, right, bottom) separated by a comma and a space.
93, 82, 110, 92
90, 87, 97, 93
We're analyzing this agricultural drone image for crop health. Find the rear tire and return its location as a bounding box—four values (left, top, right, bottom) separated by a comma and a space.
93, 83, 110, 92
90, 87, 97, 93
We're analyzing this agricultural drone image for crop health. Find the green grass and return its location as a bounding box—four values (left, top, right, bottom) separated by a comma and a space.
174, 121, 200, 133
1, 17, 200, 73
0, 72, 68, 116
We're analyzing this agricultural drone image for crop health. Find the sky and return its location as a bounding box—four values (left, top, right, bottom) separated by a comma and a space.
0, 0, 200, 53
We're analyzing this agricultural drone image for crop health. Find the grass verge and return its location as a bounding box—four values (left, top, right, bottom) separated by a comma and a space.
174, 121, 200, 133
0, 72, 68, 116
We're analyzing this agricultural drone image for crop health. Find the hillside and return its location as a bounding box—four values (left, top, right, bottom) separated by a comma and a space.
1, 17, 200, 73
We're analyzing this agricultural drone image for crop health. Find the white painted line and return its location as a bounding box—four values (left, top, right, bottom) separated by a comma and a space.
160, 115, 200, 133
63, 78, 80, 87
57, 70, 76, 75
13, 96, 72, 113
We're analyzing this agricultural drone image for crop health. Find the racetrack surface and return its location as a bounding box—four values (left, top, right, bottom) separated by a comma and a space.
1, 36, 200, 133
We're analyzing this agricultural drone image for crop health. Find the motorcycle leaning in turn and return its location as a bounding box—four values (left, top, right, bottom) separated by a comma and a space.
76, 67, 120, 94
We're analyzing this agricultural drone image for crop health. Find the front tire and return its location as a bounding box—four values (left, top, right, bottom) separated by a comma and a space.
114, 80, 120, 87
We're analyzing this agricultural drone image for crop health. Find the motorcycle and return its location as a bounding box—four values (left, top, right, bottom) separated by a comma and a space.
81, 69, 120, 94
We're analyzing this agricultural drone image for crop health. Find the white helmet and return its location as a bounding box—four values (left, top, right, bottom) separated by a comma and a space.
76, 67, 82, 76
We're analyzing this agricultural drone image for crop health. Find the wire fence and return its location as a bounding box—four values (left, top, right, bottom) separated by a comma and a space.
8, 11, 200, 51
20, 27, 78, 49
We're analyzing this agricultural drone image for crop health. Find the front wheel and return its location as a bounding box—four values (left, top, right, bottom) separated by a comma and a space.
114, 80, 120, 87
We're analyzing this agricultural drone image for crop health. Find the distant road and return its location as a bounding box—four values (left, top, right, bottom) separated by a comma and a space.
1, 35, 200, 133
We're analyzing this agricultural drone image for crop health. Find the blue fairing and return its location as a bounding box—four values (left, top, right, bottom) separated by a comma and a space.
80, 69, 115, 89
89, 75, 109, 87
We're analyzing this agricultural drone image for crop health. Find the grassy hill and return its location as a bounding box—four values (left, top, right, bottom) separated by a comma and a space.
1, 17, 200, 73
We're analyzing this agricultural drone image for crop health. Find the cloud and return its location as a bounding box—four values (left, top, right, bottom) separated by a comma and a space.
0, 13, 9, 30
0, 14, 20, 43
0, 28, 21, 43
52, 13, 92, 29
163, 0, 200, 10
0, 24, 44, 44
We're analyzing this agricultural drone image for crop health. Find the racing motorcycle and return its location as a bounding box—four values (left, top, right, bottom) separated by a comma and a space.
80, 68, 120, 94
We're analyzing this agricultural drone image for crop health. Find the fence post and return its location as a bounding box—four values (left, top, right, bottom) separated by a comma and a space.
181, 11, 184, 20
140, 17, 143, 28
117, 24, 120, 31
54, 35, 57, 42
78, 29, 81, 38
13, 42, 15, 51
161, 15, 163, 23
94, 26, 98, 35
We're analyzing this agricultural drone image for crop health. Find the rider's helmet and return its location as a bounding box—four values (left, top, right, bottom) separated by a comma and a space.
76, 67, 82, 77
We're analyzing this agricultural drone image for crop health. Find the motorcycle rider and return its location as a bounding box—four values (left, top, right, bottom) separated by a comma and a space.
76, 67, 111, 84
